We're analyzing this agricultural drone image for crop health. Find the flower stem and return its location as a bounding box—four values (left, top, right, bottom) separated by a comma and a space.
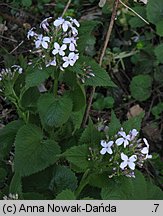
75, 169, 90, 199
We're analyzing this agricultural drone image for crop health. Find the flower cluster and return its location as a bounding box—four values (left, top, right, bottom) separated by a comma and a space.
3, 193, 18, 200
100, 128, 152, 178
27, 16, 80, 69
0, 65, 23, 82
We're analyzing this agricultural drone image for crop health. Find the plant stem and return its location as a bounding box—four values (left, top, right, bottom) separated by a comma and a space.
62, 0, 72, 17
75, 169, 90, 198
54, 77, 58, 97
82, 0, 120, 127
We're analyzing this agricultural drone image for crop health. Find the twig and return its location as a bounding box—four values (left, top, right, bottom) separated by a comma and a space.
9, 40, 24, 54
119, 0, 149, 25
0, 35, 17, 43
62, 0, 72, 17
82, 0, 120, 127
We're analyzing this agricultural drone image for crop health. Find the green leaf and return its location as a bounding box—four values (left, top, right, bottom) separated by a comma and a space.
55, 189, 76, 200
122, 112, 145, 133
79, 119, 101, 147
38, 94, 73, 128
9, 172, 22, 195
151, 102, 163, 119
25, 68, 49, 88
21, 87, 40, 109
0, 120, 24, 159
81, 57, 116, 87
71, 108, 85, 132
101, 170, 163, 199
130, 75, 152, 101
49, 165, 78, 193
108, 111, 121, 137
129, 6, 146, 28
156, 20, 163, 36
0, 168, 7, 182
154, 44, 163, 64
88, 173, 109, 188
22, 0, 32, 7
63, 144, 91, 172
14, 124, 61, 176
147, 0, 163, 24
70, 84, 86, 112
23, 192, 45, 200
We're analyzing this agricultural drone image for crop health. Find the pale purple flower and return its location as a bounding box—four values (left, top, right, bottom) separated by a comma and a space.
63, 37, 77, 51
141, 138, 152, 159
129, 129, 139, 141
115, 131, 131, 147
46, 58, 56, 67
40, 17, 52, 32
100, 140, 114, 155
52, 42, 67, 56
120, 153, 137, 170
35, 34, 50, 49
27, 27, 37, 39
53, 17, 71, 32
62, 52, 77, 68
70, 17, 80, 27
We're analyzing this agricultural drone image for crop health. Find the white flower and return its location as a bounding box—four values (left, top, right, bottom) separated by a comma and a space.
141, 138, 152, 159
71, 26, 78, 35
129, 129, 139, 141
100, 140, 114, 155
40, 17, 52, 32
62, 52, 77, 68
35, 34, 50, 49
11, 65, 23, 74
27, 27, 36, 39
53, 17, 70, 32
115, 130, 131, 147
52, 42, 67, 56
63, 37, 77, 51
120, 153, 137, 170
70, 18, 80, 27
46, 58, 56, 67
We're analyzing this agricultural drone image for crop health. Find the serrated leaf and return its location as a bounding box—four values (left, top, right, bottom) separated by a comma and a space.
129, 6, 146, 28
147, 0, 163, 25
14, 124, 61, 176
0, 120, 24, 159
122, 112, 144, 133
38, 94, 73, 128
130, 75, 152, 101
63, 144, 91, 172
49, 165, 77, 193
25, 68, 49, 88
9, 172, 22, 195
154, 44, 163, 64
80, 57, 116, 87
71, 108, 85, 132
79, 119, 101, 147
21, 87, 40, 109
88, 173, 109, 188
55, 189, 76, 200
108, 111, 121, 137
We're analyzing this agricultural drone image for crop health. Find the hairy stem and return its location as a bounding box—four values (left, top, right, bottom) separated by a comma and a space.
82, 0, 120, 127
62, 0, 72, 17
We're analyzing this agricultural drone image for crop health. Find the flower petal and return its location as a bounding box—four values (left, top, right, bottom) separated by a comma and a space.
100, 140, 107, 147
61, 44, 67, 50
52, 49, 58, 55
121, 152, 128, 161
69, 43, 75, 51
62, 22, 69, 32
141, 147, 148, 154
129, 155, 137, 162
106, 148, 113, 155
100, 148, 107, 155
124, 139, 129, 148
128, 162, 136, 170
63, 38, 71, 43
54, 42, 60, 49
63, 61, 69, 68
118, 131, 126, 137
53, 18, 64, 26
143, 138, 149, 148
107, 141, 114, 147
115, 138, 124, 146
120, 161, 127, 170
42, 41, 48, 49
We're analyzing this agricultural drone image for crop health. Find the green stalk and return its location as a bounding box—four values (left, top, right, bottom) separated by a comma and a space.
75, 169, 90, 199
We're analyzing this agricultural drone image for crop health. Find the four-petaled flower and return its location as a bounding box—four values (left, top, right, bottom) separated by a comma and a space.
115, 130, 131, 147
52, 42, 67, 56
53, 17, 70, 32
100, 140, 114, 155
141, 138, 152, 159
35, 34, 50, 49
62, 52, 78, 68
63, 37, 77, 51
120, 153, 137, 170
70, 17, 80, 27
